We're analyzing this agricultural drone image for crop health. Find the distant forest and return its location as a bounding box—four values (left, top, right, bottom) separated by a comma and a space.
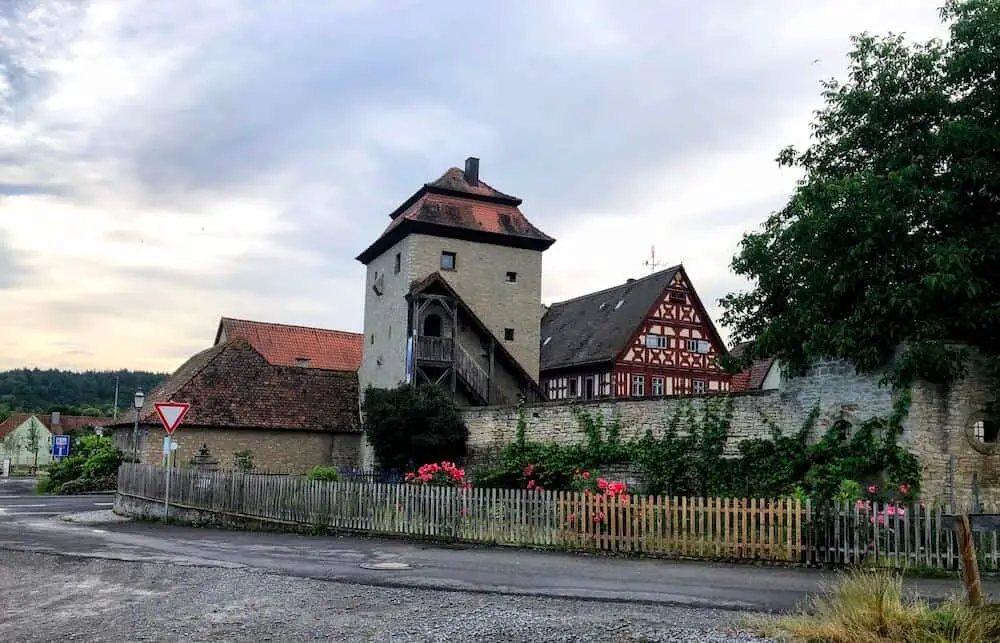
0, 369, 169, 421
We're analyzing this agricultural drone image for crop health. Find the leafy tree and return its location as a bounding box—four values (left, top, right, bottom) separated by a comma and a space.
0, 368, 168, 415
363, 384, 469, 471
720, 0, 1000, 395
25, 419, 42, 473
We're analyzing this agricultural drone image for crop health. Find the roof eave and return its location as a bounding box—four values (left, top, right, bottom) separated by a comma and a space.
356, 219, 556, 265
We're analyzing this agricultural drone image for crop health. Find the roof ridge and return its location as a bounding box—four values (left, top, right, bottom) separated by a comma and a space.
222, 317, 362, 336
546, 264, 682, 308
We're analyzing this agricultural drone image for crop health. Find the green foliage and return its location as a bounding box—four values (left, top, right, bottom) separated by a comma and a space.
0, 368, 167, 417
38, 433, 122, 494
362, 383, 469, 471
306, 465, 340, 482
476, 394, 921, 504
719, 1, 1000, 399
232, 449, 255, 472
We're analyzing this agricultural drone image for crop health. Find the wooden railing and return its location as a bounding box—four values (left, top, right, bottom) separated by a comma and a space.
415, 336, 453, 362
454, 342, 490, 403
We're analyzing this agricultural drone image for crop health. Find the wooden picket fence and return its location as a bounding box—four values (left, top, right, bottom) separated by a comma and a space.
115, 464, 1000, 571
117, 464, 804, 561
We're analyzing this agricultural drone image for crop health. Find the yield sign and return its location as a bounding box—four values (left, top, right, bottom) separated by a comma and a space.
154, 401, 190, 435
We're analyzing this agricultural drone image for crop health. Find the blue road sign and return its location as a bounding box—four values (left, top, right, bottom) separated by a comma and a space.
53, 435, 70, 458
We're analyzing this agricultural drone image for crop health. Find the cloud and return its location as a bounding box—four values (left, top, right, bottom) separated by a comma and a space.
0, 230, 31, 289
0, 0, 951, 370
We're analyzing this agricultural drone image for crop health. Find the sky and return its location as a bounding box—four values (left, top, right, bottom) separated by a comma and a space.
0, 0, 951, 373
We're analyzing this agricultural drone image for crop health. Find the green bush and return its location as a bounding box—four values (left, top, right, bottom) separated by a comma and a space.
363, 383, 469, 471
306, 465, 340, 482
40, 434, 123, 495
59, 475, 117, 495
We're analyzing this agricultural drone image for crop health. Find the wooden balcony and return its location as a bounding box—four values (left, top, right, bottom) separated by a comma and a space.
415, 336, 453, 362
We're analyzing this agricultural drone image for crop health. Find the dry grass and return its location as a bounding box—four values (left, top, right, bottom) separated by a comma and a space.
746, 568, 1000, 642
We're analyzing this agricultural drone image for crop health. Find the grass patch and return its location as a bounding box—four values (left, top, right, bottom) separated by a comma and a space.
747, 568, 1000, 642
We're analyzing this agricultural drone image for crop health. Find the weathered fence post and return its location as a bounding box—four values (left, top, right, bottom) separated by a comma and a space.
955, 513, 983, 607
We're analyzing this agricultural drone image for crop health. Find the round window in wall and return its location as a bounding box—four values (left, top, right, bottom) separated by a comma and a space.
966, 414, 1000, 455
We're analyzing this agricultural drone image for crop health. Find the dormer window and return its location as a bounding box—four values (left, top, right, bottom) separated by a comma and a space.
295, 358, 311, 368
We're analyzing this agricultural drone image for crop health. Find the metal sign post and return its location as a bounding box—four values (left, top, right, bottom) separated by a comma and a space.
153, 401, 190, 520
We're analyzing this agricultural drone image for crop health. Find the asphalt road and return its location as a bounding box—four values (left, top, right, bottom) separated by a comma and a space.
0, 483, 992, 614
0, 477, 114, 518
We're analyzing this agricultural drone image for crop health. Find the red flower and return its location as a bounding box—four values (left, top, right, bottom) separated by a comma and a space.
523, 464, 535, 477
582, 471, 591, 479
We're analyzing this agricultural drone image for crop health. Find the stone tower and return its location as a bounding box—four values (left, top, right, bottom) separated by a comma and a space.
355, 157, 556, 401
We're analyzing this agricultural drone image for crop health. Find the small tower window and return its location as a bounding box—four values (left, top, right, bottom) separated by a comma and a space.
506, 271, 517, 282
394, 252, 401, 274
440, 251, 456, 271
504, 328, 515, 341
423, 314, 443, 338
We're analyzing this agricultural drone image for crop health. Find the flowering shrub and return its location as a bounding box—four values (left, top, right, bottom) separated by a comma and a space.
405, 461, 471, 488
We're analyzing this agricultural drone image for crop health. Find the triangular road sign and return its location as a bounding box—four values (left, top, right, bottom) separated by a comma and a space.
154, 401, 190, 435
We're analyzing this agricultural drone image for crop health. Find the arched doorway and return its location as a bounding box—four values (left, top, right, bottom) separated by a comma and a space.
423, 313, 442, 337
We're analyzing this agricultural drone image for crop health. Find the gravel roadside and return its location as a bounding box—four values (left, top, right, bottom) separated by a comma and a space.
0, 550, 776, 642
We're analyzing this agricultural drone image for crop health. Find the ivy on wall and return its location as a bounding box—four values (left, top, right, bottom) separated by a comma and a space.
474, 393, 922, 504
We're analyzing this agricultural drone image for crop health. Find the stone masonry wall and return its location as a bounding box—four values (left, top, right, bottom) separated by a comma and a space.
462, 358, 1000, 505
463, 359, 894, 455
112, 426, 362, 474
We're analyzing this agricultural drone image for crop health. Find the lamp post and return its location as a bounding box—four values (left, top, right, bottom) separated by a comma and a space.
132, 387, 145, 463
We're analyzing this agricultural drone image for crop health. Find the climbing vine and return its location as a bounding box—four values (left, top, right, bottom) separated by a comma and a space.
474, 393, 921, 504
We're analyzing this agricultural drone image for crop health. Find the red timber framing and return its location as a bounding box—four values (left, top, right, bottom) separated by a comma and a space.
612, 268, 730, 398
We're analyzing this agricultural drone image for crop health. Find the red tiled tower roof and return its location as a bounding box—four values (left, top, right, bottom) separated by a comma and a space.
356, 157, 555, 265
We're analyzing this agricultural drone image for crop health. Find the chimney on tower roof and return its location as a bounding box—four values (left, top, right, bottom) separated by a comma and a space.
464, 157, 480, 186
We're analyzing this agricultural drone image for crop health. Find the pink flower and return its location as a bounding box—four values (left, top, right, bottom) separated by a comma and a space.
582, 471, 591, 479
899, 483, 910, 495
527, 479, 536, 489
868, 484, 878, 494
855, 499, 865, 510
523, 464, 535, 477
597, 478, 609, 491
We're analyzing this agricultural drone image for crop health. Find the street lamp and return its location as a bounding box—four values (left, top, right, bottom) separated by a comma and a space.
132, 387, 145, 463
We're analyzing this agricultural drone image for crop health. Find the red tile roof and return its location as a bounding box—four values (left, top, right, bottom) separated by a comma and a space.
356, 160, 555, 265
728, 341, 777, 391
215, 317, 362, 372
105, 338, 360, 432
0, 412, 110, 439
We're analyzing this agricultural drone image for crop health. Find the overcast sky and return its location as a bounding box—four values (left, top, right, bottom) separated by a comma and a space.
0, 0, 949, 373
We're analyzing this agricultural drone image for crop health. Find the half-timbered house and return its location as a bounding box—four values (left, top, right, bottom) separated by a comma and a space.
539, 265, 731, 400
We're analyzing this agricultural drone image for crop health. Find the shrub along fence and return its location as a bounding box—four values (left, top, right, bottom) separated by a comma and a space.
116, 464, 999, 571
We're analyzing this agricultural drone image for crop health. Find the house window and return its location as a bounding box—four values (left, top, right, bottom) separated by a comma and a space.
506, 271, 517, 282
568, 378, 578, 397
440, 251, 456, 271
598, 373, 612, 397
295, 358, 311, 368
631, 374, 645, 397
394, 252, 401, 274
504, 328, 514, 341
370, 334, 374, 345
692, 379, 706, 394
973, 419, 999, 443
668, 292, 686, 304
651, 376, 664, 396
685, 339, 698, 352
685, 339, 709, 353
645, 334, 667, 349
697, 340, 710, 353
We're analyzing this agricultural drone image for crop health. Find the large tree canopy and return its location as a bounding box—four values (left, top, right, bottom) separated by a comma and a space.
720, 0, 1000, 391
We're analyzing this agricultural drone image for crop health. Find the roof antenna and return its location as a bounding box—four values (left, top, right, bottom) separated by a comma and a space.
643, 245, 663, 274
